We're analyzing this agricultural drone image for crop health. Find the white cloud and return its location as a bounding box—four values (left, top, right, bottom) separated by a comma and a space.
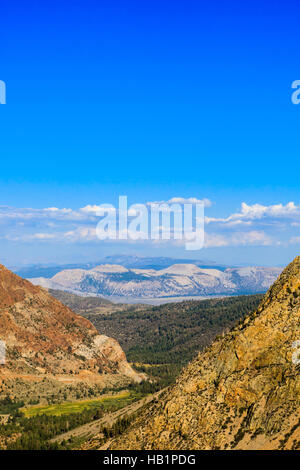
289, 236, 300, 245
231, 231, 273, 246
7, 227, 98, 243
79, 205, 116, 216
204, 231, 273, 248
206, 202, 300, 226
167, 197, 212, 207
204, 233, 228, 248
31, 233, 57, 240
0, 206, 86, 222
148, 197, 212, 208
6, 232, 56, 242
63, 227, 97, 241
0, 200, 299, 250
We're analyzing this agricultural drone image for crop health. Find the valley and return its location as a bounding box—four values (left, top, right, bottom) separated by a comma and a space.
81, 294, 263, 386
0, 258, 299, 450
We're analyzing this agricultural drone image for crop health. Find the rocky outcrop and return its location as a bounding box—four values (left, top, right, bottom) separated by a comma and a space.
0, 264, 142, 399
110, 257, 300, 450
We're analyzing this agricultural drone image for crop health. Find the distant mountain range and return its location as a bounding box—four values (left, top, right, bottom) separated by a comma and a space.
28, 261, 282, 300
13, 255, 229, 279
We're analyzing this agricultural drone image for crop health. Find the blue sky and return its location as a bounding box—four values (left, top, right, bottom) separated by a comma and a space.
0, 0, 300, 267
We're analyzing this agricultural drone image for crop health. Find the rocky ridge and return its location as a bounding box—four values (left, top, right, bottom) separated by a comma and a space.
109, 257, 300, 450
0, 264, 142, 401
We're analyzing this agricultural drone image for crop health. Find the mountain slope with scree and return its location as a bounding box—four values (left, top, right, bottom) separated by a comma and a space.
110, 257, 300, 450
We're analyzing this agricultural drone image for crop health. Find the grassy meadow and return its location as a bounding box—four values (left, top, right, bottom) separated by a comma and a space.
21, 390, 143, 418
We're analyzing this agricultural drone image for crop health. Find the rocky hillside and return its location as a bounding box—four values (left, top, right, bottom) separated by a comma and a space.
29, 263, 282, 300
48, 289, 147, 315
0, 265, 142, 402
85, 295, 263, 387
110, 257, 300, 450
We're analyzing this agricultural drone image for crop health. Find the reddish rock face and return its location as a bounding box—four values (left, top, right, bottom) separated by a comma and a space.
0, 264, 141, 384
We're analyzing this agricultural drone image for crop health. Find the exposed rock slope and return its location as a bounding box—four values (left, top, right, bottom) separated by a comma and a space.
0, 265, 141, 400
110, 257, 300, 450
